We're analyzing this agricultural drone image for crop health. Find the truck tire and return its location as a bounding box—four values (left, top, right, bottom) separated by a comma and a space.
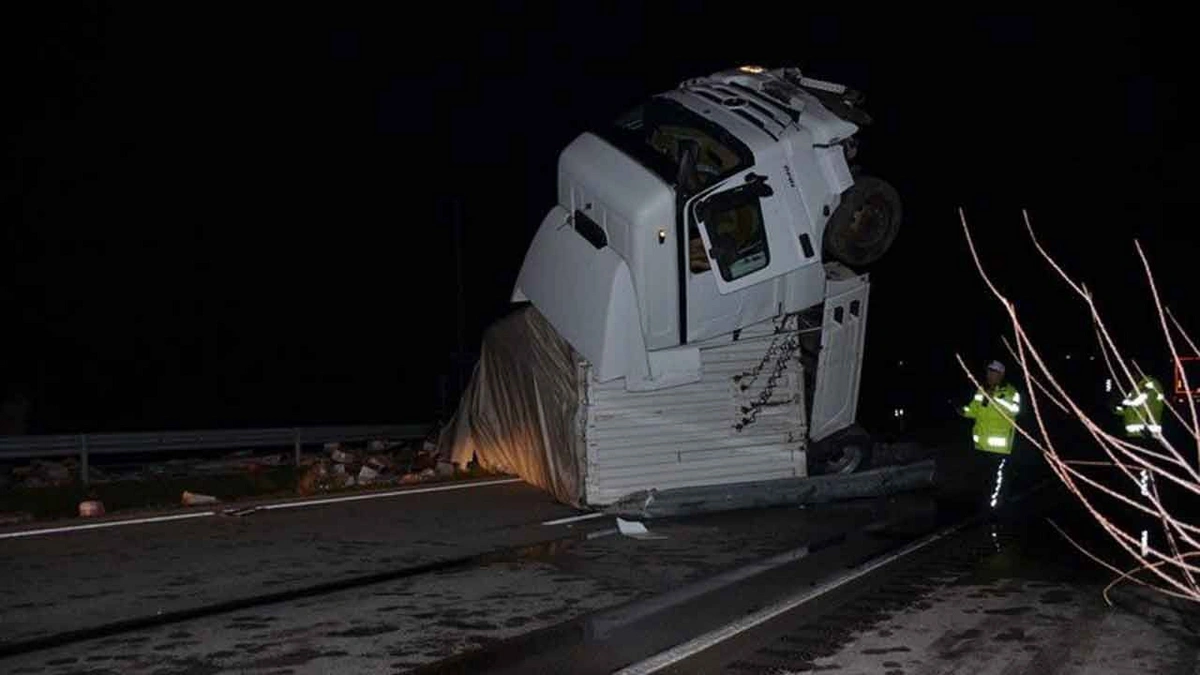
823, 176, 902, 268
809, 425, 873, 475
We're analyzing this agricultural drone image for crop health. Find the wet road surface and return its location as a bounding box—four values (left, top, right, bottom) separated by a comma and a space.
0, 486, 933, 673
629, 486, 1200, 674
0, 479, 576, 650
6, 448, 1194, 674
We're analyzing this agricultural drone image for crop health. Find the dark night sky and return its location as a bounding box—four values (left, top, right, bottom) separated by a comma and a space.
2, 5, 1196, 433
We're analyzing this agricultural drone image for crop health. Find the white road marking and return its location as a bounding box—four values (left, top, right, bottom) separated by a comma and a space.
541, 511, 607, 526
259, 478, 524, 510
0, 511, 216, 540
614, 519, 970, 674
0, 477, 524, 539
590, 543, 811, 639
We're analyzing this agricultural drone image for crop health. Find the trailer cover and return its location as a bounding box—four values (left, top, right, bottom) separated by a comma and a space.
438, 305, 586, 507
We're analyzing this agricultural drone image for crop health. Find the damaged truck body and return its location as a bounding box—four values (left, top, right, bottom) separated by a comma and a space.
441, 65, 915, 509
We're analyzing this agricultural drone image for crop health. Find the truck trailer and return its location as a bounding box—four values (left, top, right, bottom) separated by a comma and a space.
439, 65, 904, 508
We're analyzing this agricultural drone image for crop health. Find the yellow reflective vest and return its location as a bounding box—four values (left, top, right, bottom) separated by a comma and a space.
962, 383, 1020, 455
1116, 376, 1164, 437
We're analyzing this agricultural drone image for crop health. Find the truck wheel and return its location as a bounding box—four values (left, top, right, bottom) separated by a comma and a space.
823, 176, 901, 268
809, 425, 873, 475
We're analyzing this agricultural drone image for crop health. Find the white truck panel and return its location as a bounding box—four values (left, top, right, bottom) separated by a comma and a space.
514, 205, 650, 384
557, 133, 678, 349
783, 135, 846, 257
808, 266, 870, 441
583, 320, 807, 506
815, 146, 855, 195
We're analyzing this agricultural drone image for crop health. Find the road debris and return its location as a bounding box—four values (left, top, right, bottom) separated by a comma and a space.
13, 460, 75, 488
606, 460, 937, 520
0, 512, 34, 526
181, 491, 220, 506
358, 464, 380, 484
616, 517, 667, 540
78, 500, 105, 517
297, 459, 334, 496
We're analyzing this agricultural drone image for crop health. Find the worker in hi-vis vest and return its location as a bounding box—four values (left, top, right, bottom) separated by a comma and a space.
1115, 373, 1165, 438
960, 360, 1021, 508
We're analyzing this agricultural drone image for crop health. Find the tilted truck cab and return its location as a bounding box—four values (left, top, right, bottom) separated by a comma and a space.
444, 66, 902, 507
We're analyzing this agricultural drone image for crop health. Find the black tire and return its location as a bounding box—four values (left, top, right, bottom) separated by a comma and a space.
823, 175, 902, 268
808, 425, 874, 475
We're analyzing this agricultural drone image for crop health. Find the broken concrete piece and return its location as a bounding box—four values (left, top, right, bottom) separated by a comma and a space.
181, 491, 220, 506
365, 455, 394, 471
358, 465, 380, 484
330, 448, 357, 464
78, 500, 105, 518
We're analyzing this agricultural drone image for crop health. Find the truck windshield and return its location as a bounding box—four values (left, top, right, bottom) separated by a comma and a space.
598, 97, 752, 198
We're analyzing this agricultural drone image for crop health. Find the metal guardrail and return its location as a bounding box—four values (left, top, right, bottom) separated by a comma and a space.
0, 424, 432, 485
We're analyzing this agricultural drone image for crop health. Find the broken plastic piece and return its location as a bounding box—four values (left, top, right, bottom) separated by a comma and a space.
181, 491, 220, 506
616, 517, 667, 540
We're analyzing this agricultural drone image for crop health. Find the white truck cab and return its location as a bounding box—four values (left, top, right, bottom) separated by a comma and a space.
514, 66, 899, 394
444, 66, 903, 507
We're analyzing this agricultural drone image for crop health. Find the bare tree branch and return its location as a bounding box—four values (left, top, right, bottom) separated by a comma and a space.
958, 208, 1200, 602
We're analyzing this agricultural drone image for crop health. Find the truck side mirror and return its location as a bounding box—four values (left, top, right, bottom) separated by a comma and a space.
744, 173, 773, 198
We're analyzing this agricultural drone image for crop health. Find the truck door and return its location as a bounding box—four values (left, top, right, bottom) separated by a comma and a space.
687, 167, 811, 295
809, 269, 870, 442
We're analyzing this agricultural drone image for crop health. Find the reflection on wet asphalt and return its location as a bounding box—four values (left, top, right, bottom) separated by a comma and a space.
670, 487, 1200, 674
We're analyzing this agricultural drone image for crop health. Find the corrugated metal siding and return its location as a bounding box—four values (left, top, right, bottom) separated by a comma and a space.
583, 321, 807, 505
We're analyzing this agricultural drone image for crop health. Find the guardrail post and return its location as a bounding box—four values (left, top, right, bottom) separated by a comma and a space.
79, 434, 90, 486
293, 428, 302, 467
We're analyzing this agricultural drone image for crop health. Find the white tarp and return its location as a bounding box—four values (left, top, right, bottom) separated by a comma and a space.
438, 305, 586, 507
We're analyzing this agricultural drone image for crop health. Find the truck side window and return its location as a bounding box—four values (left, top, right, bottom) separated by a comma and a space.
688, 224, 711, 273
700, 193, 770, 282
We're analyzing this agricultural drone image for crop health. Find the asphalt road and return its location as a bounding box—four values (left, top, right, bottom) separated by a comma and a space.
0, 479, 936, 673
6, 447, 1188, 675
0, 478, 577, 650
628, 486, 1200, 674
